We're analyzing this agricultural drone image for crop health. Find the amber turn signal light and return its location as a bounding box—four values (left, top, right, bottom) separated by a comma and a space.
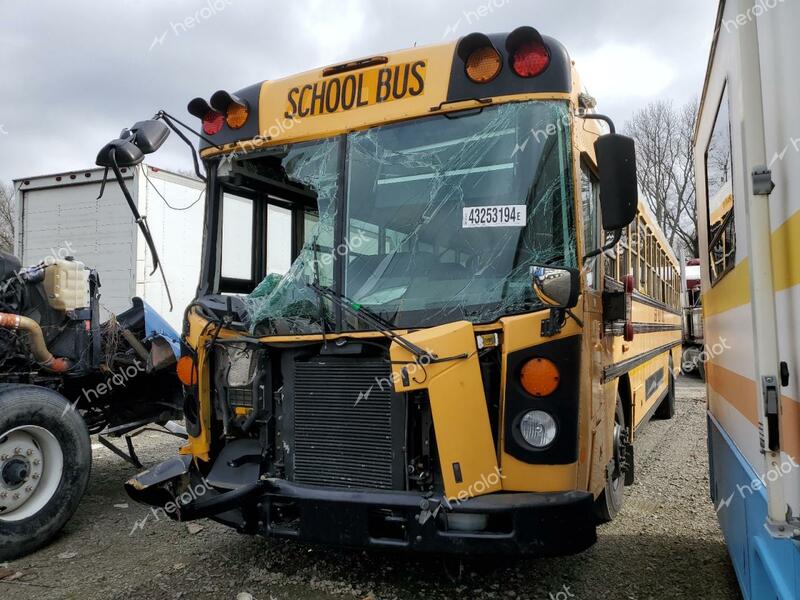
225, 102, 249, 129
520, 357, 560, 397
176, 355, 198, 386
466, 46, 503, 83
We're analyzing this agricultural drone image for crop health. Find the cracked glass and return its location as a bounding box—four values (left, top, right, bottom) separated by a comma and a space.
245, 100, 576, 333
244, 138, 341, 334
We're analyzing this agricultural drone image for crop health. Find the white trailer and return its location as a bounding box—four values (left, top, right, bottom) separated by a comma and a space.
696, 1, 800, 598
13, 165, 205, 331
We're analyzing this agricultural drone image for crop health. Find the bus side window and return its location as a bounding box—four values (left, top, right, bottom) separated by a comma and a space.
629, 225, 639, 288
267, 204, 293, 275
705, 83, 736, 284
580, 162, 600, 290
220, 193, 255, 292
619, 226, 629, 281
640, 229, 646, 294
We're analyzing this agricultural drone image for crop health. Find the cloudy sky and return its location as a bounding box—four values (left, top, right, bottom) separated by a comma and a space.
0, 0, 718, 184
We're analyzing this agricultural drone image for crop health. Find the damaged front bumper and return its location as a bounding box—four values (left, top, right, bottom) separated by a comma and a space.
125, 456, 597, 556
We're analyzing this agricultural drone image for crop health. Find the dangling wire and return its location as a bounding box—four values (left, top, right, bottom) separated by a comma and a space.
139, 165, 205, 211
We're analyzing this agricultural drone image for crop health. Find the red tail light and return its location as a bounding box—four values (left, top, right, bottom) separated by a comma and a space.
202, 111, 225, 135
511, 40, 550, 77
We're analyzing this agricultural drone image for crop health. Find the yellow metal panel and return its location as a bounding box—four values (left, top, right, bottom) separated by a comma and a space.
389, 321, 501, 500
260, 44, 454, 145
200, 92, 572, 158
769, 208, 800, 293
703, 260, 751, 317
180, 310, 213, 462
497, 311, 583, 492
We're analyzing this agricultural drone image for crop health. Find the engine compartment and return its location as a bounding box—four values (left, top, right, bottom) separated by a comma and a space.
0, 251, 182, 434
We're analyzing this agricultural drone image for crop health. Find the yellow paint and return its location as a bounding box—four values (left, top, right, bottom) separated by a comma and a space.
179, 310, 213, 462
703, 259, 750, 317
770, 208, 800, 293
703, 207, 800, 317
200, 92, 572, 159
283, 59, 428, 118
389, 321, 501, 500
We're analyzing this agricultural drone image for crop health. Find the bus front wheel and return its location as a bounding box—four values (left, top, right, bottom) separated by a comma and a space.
594, 395, 627, 523
0, 385, 91, 561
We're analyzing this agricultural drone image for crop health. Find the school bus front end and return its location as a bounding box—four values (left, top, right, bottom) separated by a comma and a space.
120, 26, 644, 555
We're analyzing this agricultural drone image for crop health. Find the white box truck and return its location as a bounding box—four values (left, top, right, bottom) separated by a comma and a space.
13, 165, 205, 330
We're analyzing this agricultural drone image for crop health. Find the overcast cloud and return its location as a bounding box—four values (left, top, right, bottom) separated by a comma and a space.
0, 0, 717, 184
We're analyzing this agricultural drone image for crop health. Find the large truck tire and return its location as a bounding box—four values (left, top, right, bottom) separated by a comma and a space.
0, 384, 91, 561
593, 395, 627, 523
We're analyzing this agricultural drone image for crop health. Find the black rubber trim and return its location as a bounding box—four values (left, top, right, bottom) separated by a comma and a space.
606, 322, 683, 337
446, 33, 572, 104
602, 341, 681, 383
503, 335, 581, 464
198, 82, 263, 151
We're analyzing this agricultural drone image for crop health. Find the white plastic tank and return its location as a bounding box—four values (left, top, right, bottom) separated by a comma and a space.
43, 259, 90, 311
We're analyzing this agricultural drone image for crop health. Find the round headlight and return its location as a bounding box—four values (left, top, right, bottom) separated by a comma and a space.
519, 410, 557, 448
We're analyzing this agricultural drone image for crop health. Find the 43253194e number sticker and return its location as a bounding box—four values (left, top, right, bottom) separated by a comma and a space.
462, 205, 527, 228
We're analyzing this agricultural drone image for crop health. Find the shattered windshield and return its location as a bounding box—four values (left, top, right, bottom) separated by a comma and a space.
244, 138, 341, 333
245, 101, 576, 334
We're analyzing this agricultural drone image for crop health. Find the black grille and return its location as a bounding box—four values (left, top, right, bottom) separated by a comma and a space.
228, 387, 253, 407
292, 357, 397, 490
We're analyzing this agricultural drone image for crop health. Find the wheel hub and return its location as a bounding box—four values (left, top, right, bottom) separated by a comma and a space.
2, 458, 31, 489
0, 429, 49, 517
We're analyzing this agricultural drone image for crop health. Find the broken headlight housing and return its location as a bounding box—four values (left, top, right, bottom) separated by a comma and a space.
214, 343, 264, 430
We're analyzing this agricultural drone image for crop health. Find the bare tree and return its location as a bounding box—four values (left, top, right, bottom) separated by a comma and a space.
0, 182, 14, 253
625, 99, 699, 257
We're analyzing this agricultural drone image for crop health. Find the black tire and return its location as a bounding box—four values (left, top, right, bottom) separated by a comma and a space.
594, 395, 626, 523
0, 385, 91, 561
654, 357, 676, 420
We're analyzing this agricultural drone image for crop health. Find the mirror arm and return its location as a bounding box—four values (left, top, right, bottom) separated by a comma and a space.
577, 112, 616, 134
566, 308, 583, 328
583, 229, 622, 261
157, 112, 207, 182
107, 148, 174, 311
541, 307, 584, 338
97, 167, 110, 200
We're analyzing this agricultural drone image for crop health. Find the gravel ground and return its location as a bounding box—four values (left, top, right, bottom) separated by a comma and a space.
2, 377, 740, 600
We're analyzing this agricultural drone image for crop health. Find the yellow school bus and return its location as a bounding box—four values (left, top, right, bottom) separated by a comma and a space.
101, 25, 681, 555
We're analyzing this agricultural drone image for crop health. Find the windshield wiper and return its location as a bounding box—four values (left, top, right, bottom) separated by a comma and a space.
307, 282, 438, 361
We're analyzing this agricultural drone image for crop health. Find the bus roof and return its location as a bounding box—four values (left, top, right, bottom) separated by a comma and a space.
196, 28, 580, 157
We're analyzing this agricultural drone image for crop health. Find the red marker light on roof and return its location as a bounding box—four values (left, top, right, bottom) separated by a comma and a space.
202, 111, 225, 136
511, 40, 550, 77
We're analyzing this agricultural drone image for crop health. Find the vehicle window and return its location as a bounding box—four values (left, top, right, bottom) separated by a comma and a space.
267, 204, 293, 275
581, 162, 600, 289
221, 193, 254, 282
705, 84, 735, 284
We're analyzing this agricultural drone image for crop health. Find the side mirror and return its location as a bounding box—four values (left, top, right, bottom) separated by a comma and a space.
96, 138, 145, 168
531, 265, 580, 309
594, 133, 638, 231
130, 120, 170, 154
